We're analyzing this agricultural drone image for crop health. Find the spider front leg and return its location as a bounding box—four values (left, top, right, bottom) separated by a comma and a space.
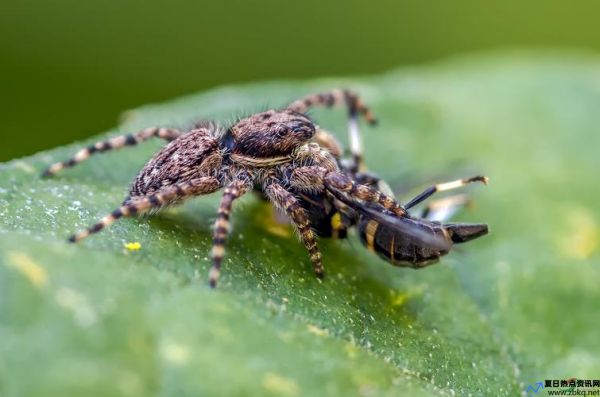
287, 89, 377, 173
312, 127, 343, 159
209, 177, 253, 288
287, 89, 376, 125
42, 127, 183, 177
289, 166, 406, 217
265, 183, 324, 278
69, 176, 220, 242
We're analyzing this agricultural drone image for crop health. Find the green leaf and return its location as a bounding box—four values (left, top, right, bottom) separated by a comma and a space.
1, 52, 599, 397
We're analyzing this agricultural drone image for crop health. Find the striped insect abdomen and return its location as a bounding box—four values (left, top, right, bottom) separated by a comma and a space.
358, 217, 451, 268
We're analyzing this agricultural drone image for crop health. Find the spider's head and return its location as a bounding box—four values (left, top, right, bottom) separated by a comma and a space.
230, 109, 315, 157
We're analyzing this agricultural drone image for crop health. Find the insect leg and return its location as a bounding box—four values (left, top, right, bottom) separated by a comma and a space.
404, 176, 489, 210
265, 183, 324, 279
420, 194, 471, 222
42, 127, 183, 177
209, 178, 252, 288
68, 176, 220, 242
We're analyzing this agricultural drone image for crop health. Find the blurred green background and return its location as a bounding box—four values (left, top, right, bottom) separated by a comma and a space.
2, 0, 600, 161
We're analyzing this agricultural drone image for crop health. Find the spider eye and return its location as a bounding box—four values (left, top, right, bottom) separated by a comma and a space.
291, 121, 310, 134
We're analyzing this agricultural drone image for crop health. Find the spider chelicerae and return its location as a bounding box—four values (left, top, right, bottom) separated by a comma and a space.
43, 89, 489, 287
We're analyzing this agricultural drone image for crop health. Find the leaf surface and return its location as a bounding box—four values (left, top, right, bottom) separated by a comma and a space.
1, 52, 599, 396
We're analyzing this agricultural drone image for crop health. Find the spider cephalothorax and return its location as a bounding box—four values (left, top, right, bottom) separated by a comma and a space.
43, 89, 407, 287
228, 109, 316, 157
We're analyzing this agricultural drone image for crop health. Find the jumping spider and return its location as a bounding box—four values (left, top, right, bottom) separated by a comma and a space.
44, 90, 400, 287
43, 89, 489, 286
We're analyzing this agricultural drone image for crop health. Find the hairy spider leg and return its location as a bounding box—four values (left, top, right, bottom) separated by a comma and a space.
323, 171, 407, 216
42, 127, 183, 177
209, 178, 252, 288
312, 127, 343, 159
404, 176, 489, 210
287, 89, 377, 173
288, 166, 406, 217
352, 172, 384, 187
265, 183, 324, 278
287, 89, 377, 125
68, 176, 220, 242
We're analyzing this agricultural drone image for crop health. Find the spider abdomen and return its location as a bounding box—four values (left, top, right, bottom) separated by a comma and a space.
130, 128, 222, 197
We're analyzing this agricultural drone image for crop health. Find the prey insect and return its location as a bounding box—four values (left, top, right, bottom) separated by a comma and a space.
340, 175, 488, 266
291, 107, 489, 267
43, 89, 428, 287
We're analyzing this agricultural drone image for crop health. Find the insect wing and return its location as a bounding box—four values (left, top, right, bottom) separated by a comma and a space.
355, 205, 451, 251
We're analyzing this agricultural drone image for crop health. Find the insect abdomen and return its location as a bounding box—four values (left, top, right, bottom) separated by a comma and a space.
358, 218, 450, 267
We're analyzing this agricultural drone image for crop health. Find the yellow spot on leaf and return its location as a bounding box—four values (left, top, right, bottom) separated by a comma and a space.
257, 204, 293, 238
307, 324, 329, 337
13, 161, 35, 174
262, 372, 299, 396
345, 341, 358, 359
389, 290, 409, 307
265, 223, 292, 238
6, 251, 48, 288
266, 218, 292, 238
124, 242, 142, 251
560, 208, 598, 259
160, 341, 190, 366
